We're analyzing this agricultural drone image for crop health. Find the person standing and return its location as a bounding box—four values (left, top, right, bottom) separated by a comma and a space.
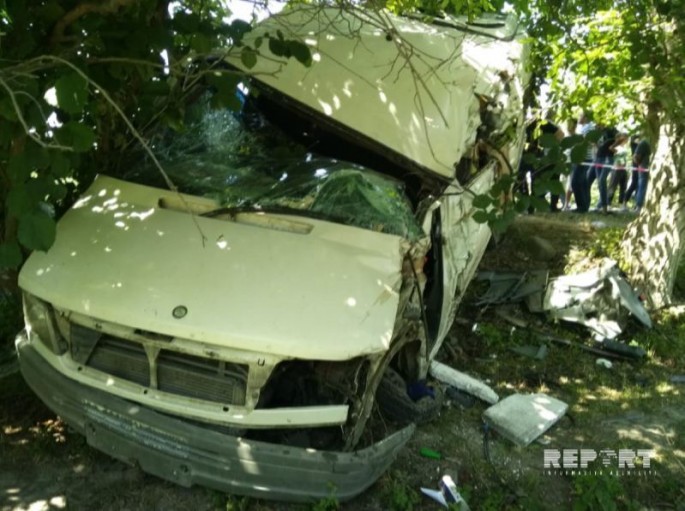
607, 133, 629, 207
624, 135, 651, 211
633, 137, 652, 211
571, 112, 595, 212
624, 135, 640, 207
562, 118, 578, 210
589, 124, 618, 213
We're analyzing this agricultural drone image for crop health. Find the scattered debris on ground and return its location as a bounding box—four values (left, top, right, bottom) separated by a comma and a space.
482, 393, 569, 447
430, 360, 499, 404
420, 474, 470, 509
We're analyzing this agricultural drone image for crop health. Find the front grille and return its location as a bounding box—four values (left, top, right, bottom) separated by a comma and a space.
68, 323, 248, 405
158, 351, 246, 404
89, 337, 150, 386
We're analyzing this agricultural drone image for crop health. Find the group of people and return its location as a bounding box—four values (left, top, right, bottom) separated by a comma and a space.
520, 112, 652, 214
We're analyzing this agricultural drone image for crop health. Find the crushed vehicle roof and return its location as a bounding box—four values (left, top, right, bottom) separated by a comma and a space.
227, 7, 528, 182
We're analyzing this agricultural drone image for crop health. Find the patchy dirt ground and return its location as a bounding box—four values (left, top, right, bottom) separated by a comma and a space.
2, 212, 684, 511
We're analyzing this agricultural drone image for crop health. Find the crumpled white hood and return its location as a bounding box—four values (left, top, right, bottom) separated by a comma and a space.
20, 176, 407, 361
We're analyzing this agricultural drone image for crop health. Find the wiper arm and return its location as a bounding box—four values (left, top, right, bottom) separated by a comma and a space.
201, 204, 346, 224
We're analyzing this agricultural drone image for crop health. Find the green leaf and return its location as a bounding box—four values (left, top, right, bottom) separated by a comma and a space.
50, 151, 71, 177
570, 142, 589, 164
538, 133, 558, 149
586, 129, 602, 143
0, 241, 23, 269
560, 134, 584, 150
55, 72, 89, 114
7, 186, 33, 216
36, 0, 65, 24
26, 145, 50, 169
0, 123, 13, 150
0, 96, 18, 121
240, 47, 257, 69
207, 72, 241, 111
25, 178, 53, 203
190, 33, 213, 53
48, 182, 68, 202
548, 180, 565, 196
7, 152, 30, 184
491, 216, 512, 233
18, 209, 56, 252
502, 207, 517, 222
491, 174, 513, 196
472, 210, 490, 224
472, 194, 492, 209
59, 122, 96, 152
530, 196, 548, 211
522, 152, 538, 165
173, 12, 201, 33
514, 195, 530, 212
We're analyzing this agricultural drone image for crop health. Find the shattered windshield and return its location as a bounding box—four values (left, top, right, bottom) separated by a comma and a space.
125, 92, 423, 241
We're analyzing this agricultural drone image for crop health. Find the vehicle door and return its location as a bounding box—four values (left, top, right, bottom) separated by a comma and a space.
427, 163, 497, 359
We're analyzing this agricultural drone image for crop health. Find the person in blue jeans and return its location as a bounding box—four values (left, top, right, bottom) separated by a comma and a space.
571, 160, 592, 212
588, 125, 618, 213
571, 112, 595, 212
633, 138, 651, 210
624, 135, 651, 210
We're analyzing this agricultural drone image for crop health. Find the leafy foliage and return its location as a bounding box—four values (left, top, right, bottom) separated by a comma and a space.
572, 473, 635, 511
2, 0, 685, 306
0, 0, 310, 270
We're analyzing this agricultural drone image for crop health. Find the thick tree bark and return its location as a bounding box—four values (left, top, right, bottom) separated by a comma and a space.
621, 121, 685, 309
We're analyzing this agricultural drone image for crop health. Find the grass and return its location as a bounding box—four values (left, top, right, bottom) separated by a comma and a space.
378, 471, 420, 511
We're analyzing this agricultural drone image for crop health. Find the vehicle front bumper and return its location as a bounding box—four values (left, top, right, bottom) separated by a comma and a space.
16, 330, 414, 502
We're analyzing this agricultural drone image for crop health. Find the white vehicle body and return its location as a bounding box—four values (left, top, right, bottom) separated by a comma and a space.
17, 7, 529, 502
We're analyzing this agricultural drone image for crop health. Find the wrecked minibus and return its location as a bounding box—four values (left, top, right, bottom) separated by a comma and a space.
16, 6, 529, 502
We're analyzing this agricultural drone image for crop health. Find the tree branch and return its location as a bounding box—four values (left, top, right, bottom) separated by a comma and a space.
51, 0, 141, 45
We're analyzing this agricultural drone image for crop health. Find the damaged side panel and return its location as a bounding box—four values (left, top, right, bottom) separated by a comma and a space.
430, 164, 496, 357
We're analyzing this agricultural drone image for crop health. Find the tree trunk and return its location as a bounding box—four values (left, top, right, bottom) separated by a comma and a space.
621, 121, 685, 309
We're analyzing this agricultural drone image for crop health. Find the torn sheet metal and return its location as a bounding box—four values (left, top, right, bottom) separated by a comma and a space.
476, 270, 548, 310
510, 344, 548, 360
543, 259, 651, 341
483, 393, 568, 447
429, 360, 499, 404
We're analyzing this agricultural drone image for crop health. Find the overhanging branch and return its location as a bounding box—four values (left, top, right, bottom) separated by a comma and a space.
51, 0, 140, 45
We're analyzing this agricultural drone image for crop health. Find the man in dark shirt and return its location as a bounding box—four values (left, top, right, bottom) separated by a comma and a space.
571, 112, 595, 212
624, 135, 652, 210
633, 138, 651, 210
588, 125, 618, 213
